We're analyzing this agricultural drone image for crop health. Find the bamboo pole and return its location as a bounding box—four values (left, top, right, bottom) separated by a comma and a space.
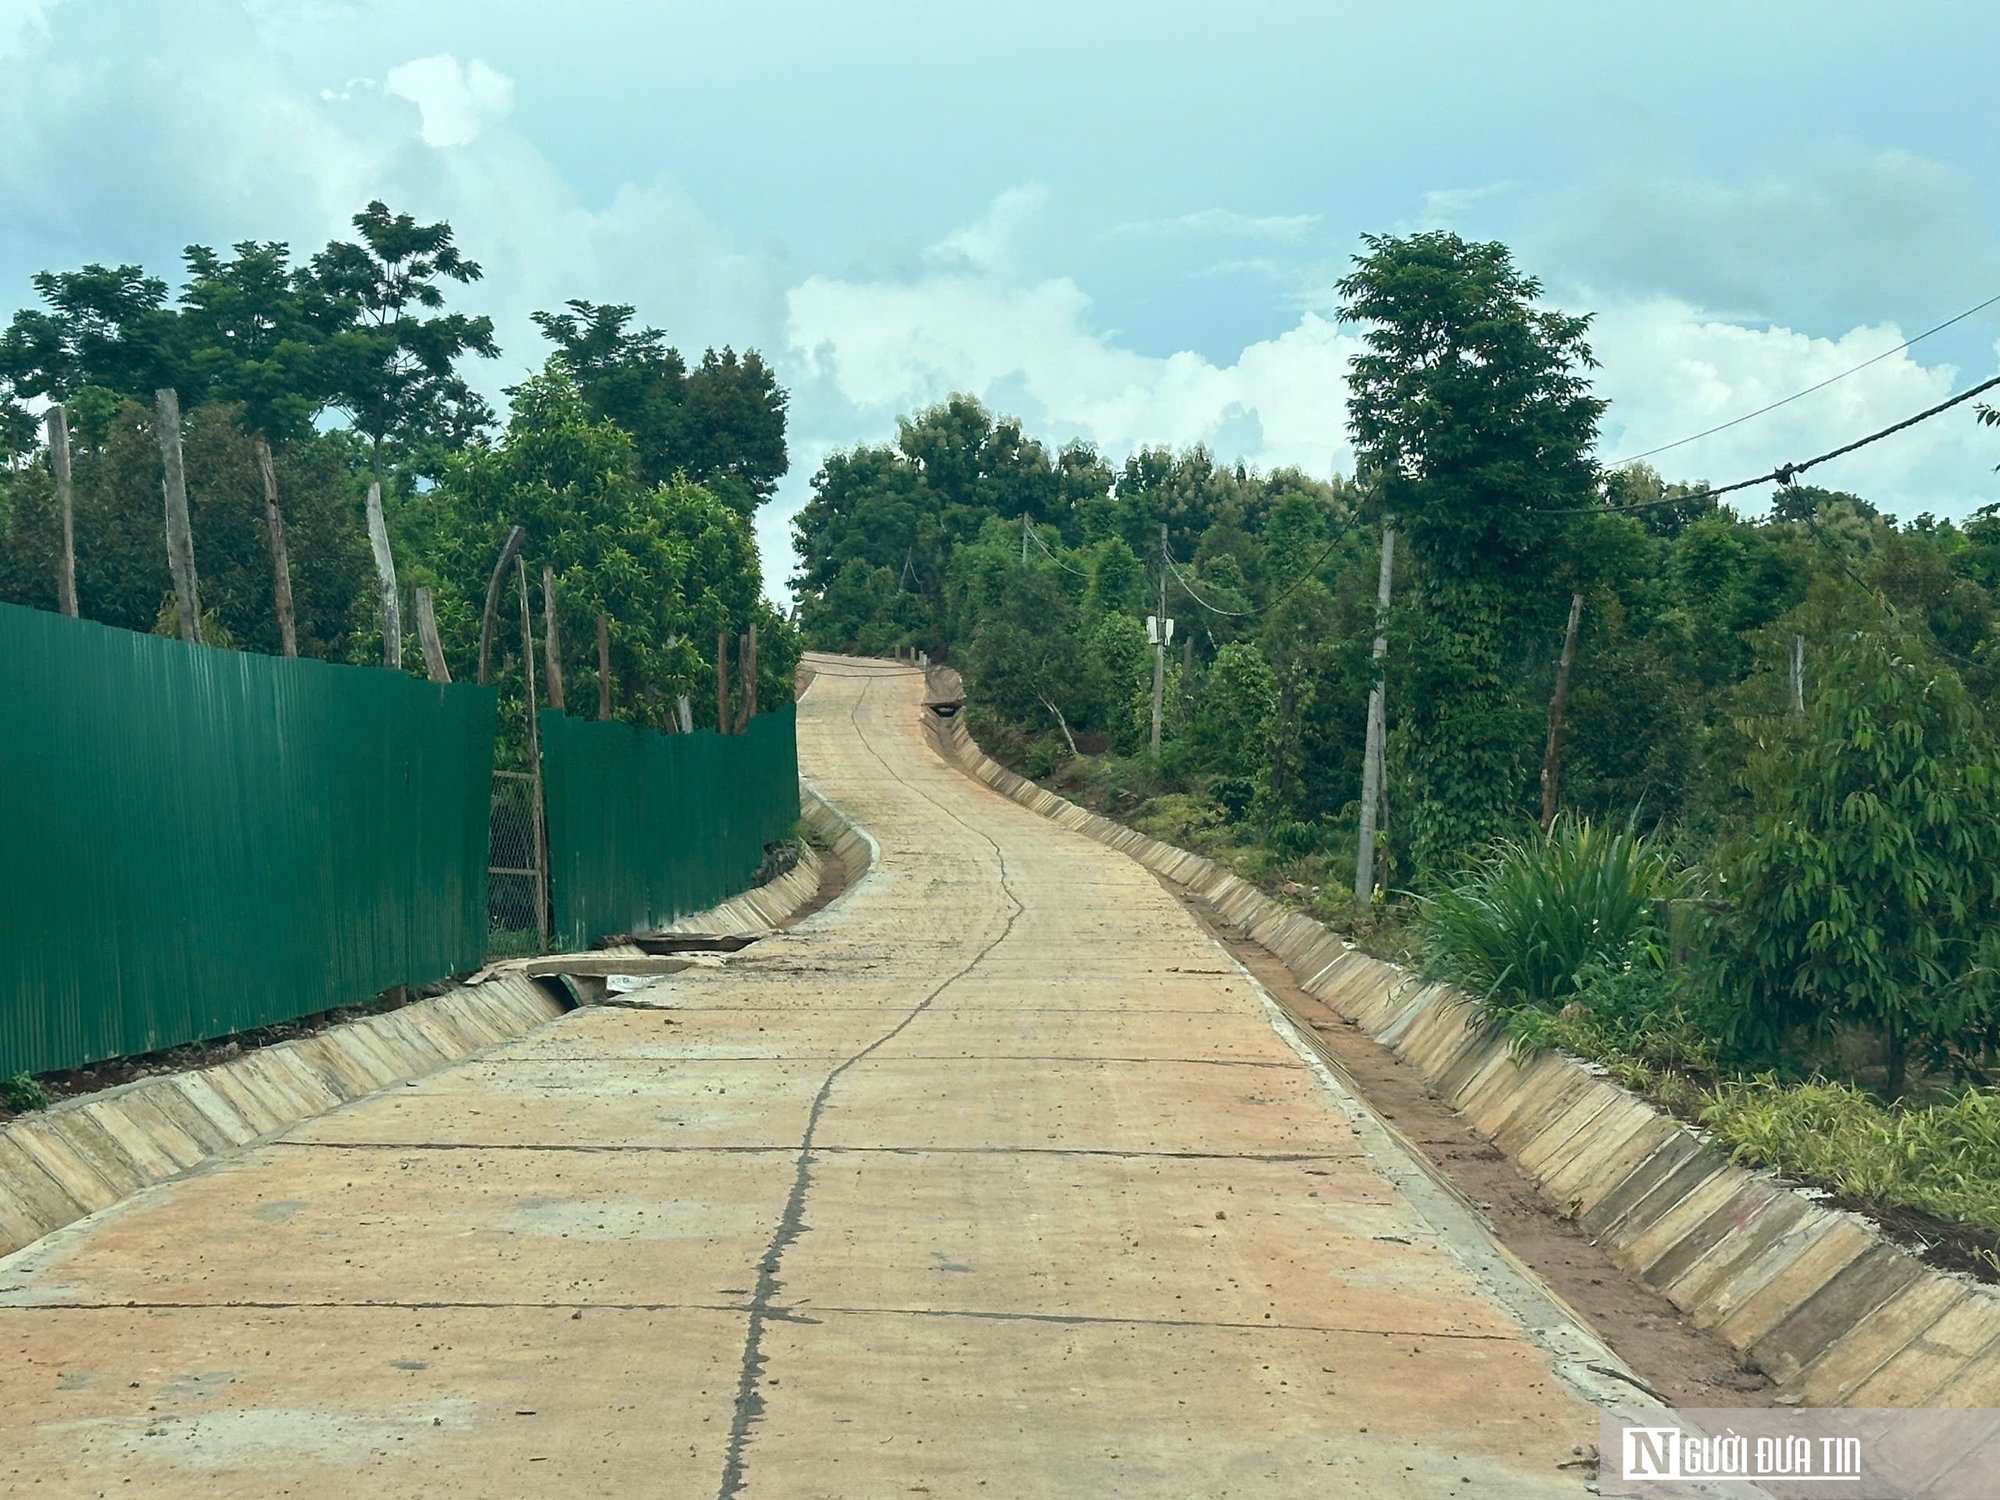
477, 525, 527, 685
733, 622, 758, 732
541, 565, 566, 712
46, 407, 76, 618
155, 389, 200, 642
253, 436, 297, 657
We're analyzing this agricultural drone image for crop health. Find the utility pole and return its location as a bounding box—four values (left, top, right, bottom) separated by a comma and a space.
1022, 513, 1030, 565
1354, 522, 1395, 902
1151, 523, 1168, 760
1789, 634, 1806, 713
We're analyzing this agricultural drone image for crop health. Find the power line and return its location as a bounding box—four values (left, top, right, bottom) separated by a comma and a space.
1537, 372, 2000, 516
1157, 508, 1365, 621
1606, 290, 2000, 468
1262, 511, 1362, 611
1163, 550, 1255, 617
1023, 521, 1090, 577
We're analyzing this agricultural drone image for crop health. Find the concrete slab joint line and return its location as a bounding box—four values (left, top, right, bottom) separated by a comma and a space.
0, 803, 847, 1266
923, 686, 2000, 1412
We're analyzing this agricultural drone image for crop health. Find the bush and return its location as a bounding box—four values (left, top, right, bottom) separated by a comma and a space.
3, 1072, 48, 1113
1268, 818, 1328, 860
1716, 630, 2000, 1095
1417, 815, 1686, 1012
1208, 774, 1256, 822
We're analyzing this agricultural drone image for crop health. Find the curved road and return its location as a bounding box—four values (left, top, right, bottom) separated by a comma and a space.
0, 656, 1604, 1496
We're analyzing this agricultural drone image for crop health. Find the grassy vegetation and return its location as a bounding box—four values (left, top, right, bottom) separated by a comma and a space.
1415, 817, 1685, 1009
1425, 824, 2000, 1275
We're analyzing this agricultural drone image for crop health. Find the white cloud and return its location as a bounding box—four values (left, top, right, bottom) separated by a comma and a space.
785, 248, 2000, 531
384, 54, 514, 149
1590, 301, 1997, 516
925, 184, 1045, 273
787, 267, 1359, 479
1110, 208, 1319, 244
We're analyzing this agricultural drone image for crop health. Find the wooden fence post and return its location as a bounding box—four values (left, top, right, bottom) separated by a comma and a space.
733, 622, 758, 732
716, 631, 731, 734
477, 525, 527, 686
155, 389, 200, 642
46, 407, 76, 618
253, 436, 298, 657
541, 565, 566, 712
364, 481, 401, 670
596, 614, 612, 721
415, 587, 451, 682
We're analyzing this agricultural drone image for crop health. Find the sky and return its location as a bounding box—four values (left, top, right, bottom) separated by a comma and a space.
3, 0, 1998, 601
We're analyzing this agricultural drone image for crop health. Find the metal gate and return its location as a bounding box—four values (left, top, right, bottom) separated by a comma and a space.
487, 768, 547, 956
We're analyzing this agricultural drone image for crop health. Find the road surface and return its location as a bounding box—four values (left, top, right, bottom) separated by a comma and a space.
0, 655, 1606, 1496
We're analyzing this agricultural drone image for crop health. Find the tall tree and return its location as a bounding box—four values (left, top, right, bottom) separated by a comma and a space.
0, 264, 186, 409
306, 201, 498, 484
1337, 231, 1606, 882
532, 299, 788, 513
179, 241, 331, 656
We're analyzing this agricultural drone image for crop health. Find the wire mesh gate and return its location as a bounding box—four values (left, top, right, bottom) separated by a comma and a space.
487, 769, 547, 957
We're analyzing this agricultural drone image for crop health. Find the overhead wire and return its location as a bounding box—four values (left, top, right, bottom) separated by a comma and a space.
1536, 373, 2000, 515
1606, 289, 2000, 468
1163, 550, 1255, 616
1158, 508, 1368, 622
1022, 519, 1091, 578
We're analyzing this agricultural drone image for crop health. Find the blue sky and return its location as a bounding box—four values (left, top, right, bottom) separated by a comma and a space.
4, 0, 1997, 598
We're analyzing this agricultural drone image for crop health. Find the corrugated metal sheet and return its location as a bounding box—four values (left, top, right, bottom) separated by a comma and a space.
0, 602, 497, 1076
540, 704, 800, 951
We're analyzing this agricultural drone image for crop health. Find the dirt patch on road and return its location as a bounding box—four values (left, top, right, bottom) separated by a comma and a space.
1174, 882, 1777, 1409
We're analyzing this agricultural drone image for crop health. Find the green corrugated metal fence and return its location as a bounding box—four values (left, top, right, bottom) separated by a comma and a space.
0, 601, 497, 1077
540, 703, 800, 951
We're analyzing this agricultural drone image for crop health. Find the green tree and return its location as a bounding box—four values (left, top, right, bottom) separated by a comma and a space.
0, 401, 367, 655
305, 201, 498, 483
1192, 642, 1278, 774
1337, 231, 1606, 882
532, 299, 788, 513
965, 565, 1093, 753
407, 367, 768, 729
1717, 630, 2000, 1095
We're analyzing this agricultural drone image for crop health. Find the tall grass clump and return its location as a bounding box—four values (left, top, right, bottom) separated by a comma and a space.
1417, 816, 1686, 1013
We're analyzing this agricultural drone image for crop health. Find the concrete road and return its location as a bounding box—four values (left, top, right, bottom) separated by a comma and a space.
0, 656, 1610, 1497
